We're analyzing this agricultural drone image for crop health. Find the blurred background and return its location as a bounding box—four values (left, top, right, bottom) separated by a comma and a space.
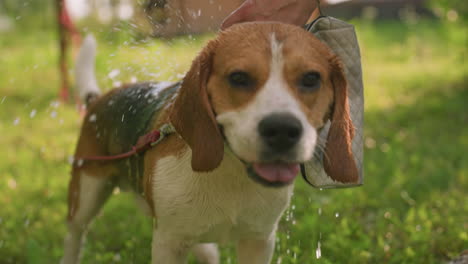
0, 0, 466, 263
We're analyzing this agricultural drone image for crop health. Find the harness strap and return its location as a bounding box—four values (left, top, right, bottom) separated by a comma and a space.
73, 124, 175, 167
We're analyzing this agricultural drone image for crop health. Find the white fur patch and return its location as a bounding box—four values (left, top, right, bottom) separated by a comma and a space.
151, 149, 293, 244
75, 35, 101, 101
216, 34, 317, 162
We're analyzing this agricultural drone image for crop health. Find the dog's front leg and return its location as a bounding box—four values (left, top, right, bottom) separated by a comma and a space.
151, 230, 191, 264
237, 234, 276, 264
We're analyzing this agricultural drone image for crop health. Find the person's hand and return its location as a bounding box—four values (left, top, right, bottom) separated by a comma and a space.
221, 0, 317, 29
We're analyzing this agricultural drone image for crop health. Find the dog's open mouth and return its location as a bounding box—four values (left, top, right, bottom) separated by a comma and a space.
246, 162, 300, 187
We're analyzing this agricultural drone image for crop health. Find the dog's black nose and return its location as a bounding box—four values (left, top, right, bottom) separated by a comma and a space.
258, 113, 303, 152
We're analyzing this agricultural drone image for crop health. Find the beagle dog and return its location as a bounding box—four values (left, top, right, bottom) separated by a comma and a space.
61, 22, 357, 264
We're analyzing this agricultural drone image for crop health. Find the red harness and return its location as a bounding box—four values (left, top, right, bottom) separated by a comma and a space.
73, 124, 174, 166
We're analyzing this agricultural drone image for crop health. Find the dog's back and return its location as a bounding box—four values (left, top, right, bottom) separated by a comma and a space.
78, 82, 179, 156
73, 36, 181, 192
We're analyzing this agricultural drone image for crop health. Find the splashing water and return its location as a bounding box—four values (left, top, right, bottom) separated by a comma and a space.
76, 159, 84, 168
316, 241, 321, 259
108, 69, 120, 79
50, 100, 60, 108
29, 109, 37, 118
89, 114, 97, 122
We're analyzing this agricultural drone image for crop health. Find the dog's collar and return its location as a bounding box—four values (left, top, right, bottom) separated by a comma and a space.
73, 123, 176, 167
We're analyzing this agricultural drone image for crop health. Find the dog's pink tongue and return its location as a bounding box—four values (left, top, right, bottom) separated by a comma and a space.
252, 163, 300, 183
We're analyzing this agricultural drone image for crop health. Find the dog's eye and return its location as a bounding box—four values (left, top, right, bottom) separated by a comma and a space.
228, 71, 253, 88
299, 72, 321, 92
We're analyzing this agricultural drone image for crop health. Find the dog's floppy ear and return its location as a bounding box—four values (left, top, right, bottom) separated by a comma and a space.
169, 40, 224, 172
323, 56, 359, 183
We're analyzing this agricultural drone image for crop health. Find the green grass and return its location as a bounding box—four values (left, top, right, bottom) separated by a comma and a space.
0, 19, 467, 263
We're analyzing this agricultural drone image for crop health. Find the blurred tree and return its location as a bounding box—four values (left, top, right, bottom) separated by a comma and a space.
429, 0, 467, 21
0, 0, 54, 28
1, 0, 51, 15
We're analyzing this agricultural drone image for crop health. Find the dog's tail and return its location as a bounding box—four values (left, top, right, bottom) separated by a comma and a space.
75, 34, 101, 106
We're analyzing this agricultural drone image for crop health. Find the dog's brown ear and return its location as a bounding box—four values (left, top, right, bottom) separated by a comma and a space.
169, 40, 224, 172
323, 56, 359, 183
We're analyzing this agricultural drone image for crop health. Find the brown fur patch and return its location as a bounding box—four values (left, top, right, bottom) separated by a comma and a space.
323, 57, 359, 183
203, 23, 357, 182
169, 40, 224, 172
207, 23, 335, 129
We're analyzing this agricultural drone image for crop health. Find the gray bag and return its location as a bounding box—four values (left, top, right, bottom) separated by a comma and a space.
301, 16, 364, 188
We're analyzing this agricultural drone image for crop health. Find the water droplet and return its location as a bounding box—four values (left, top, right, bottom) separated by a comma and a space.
89, 114, 97, 122
315, 241, 321, 259
50, 101, 60, 108
29, 109, 37, 118
335, 212, 340, 218
108, 69, 120, 79
176, 73, 185, 79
